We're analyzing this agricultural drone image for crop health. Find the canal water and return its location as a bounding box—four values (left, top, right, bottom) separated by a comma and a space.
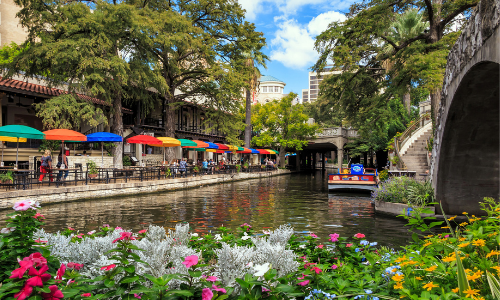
3, 171, 412, 246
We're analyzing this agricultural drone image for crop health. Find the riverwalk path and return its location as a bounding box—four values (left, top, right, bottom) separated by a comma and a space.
0, 169, 292, 209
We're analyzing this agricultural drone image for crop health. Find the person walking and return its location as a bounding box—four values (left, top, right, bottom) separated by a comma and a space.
56, 150, 69, 182
39, 150, 53, 182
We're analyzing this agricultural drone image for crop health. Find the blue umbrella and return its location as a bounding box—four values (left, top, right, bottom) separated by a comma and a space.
206, 142, 219, 149
86, 132, 123, 167
250, 148, 259, 154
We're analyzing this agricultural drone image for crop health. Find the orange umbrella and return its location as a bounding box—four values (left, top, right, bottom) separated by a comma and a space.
43, 129, 87, 166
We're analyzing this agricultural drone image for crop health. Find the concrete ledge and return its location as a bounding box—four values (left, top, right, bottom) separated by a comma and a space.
0, 169, 292, 209
374, 200, 435, 217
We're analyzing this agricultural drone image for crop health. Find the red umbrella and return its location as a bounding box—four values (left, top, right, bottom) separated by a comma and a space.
215, 150, 226, 154
127, 135, 162, 166
256, 149, 271, 155
215, 143, 229, 150
236, 147, 252, 154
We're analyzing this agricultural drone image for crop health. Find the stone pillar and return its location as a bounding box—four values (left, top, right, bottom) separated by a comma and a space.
331, 150, 336, 163
296, 151, 301, 171
312, 152, 317, 170
337, 148, 344, 172
321, 152, 326, 170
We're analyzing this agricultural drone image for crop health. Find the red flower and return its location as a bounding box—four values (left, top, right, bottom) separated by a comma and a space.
354, 233, 365, 238
70, 263, 84, 270
81, 293, 92, 297
10, 260, 34, 279
14, 284, 33, 300
33, 213, 45, 220
56, 264, 66, 281
27, 253, 47, 267
26, 265, 51, 287
41, 285, 64, 300
138, 229, 147, 234
311, 266, 322, 274
112, 232, 135, 243
100, 264, 116, 271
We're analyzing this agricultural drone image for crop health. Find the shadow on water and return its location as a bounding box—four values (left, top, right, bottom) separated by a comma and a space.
1, 170, 412, 247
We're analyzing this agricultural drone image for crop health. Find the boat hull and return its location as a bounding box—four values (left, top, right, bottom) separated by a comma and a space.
328, 171, 378, 192
328, 183, 377, 192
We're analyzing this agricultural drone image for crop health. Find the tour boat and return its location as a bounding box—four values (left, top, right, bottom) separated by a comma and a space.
328, 164, 378, 192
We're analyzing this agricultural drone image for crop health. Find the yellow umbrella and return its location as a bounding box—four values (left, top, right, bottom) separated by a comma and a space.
206, 149, 216, 153
225, 145, 238, 151
0, 136, 27, 167
148, 137, 181, 163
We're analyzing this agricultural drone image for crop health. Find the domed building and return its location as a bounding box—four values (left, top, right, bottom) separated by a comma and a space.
253, 75, 286, 105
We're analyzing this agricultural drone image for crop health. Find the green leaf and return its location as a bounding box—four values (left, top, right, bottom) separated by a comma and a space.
274, 284, 296, 293
104, 279, 115, 288
120, 276, 140, 284
124, 265, 135, 274
486, 271, 500, 299
166, 290, 194, 297
188, 270, 202, 278
455, 250, 469, 297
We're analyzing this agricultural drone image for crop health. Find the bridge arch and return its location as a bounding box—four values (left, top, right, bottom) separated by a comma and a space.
432, 0, 500, 215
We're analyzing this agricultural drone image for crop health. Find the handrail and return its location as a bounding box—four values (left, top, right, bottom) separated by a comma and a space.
393, 113, 430, 171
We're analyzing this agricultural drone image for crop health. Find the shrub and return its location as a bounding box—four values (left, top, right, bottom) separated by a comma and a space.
378, 169, 389, 182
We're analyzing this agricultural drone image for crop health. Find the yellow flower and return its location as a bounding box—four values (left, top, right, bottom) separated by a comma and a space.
394, 282, 404, 289
472, 239, 486, 247
423, 241, 432, 247
425, 235, 434, 238
467, 273, 480, 282
459, 242, 470, 248
392, 273, 404, 282
448, 216, 457, 221
459, 237, 467, 241
392, 268, 398, 273
464, 269, 473, 274
488, 232, 498, 237
422, 282, 439, 291
486, 250, 500, 258
395, 256, 407, 263
460, 222, 469, 226
473, 296, 485, 300
452, 288, 459, 293
415, 276, 423, 280
463, 212, 468, 215
441, 226, 450, 229
425, 265, 437, 272
463, 288, 480, 298
491, 266, 500, 273
442, 255, 456, 262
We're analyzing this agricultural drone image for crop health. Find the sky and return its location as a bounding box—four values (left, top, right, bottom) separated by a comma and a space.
238, 0, 357, 98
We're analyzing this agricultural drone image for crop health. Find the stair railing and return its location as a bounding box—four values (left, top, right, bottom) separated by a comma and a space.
394, 113, 430, 171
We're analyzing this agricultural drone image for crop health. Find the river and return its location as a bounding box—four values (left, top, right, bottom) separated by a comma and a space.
2, 170, 412, 246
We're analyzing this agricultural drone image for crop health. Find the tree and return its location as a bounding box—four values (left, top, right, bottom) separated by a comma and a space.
3, 0, 158, 168
251, 93, 319, 168
130, 0, 266, 160
314, 0, 476, 125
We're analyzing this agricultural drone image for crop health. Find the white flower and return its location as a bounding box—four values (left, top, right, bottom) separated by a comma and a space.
299, 244, 306, 249
191, 233, 199, 237
1, 227, 15, 234
246, 262, 254, 268
29, 200, 41, 208
241, 232, 251, 240
262, 230, 270, 235
214, 234, 222, 240
253, 263, 270, 277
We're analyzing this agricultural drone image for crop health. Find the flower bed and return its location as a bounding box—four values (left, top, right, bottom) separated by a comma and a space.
1, 198, 499, 299
372, 176, 435, 206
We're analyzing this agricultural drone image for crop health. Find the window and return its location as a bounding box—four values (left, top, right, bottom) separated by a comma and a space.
262, 86, 267, 93
275, 86, 279, 93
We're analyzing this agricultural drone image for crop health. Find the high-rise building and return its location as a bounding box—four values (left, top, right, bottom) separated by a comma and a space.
0, 0, 28, 47
303, 66, 341, 103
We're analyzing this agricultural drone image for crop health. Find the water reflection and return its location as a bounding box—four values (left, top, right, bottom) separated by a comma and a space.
1, 170, 411, 246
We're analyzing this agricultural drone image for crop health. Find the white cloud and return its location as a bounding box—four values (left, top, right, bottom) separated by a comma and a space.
238, 0, 265, 21
270, 10, 346, 69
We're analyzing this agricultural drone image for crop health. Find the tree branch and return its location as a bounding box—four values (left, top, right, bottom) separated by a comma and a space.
438, 3, 478, 31
423, 0, 435, 27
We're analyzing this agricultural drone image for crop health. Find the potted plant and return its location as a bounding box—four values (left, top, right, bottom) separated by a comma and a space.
193, 165, 200, 173
0, 170, 14, 184
235, 164, 241, 173
87, 160, 98, 178
243, 161, 249, 170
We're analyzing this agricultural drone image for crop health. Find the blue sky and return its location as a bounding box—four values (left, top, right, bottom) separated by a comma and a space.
238, 0, 357, 98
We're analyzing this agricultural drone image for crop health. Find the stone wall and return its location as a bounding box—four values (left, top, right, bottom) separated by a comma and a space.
0, 169, 292, 209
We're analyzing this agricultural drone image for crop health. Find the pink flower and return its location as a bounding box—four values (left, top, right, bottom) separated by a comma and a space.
299, 256, 307, 261
212, 285, 227, 293
354, 233, 365, 238
67, 262, 84, 270
138, 229, 148, 234
100, 264, 116, 271
297, 280, 310, 286
182, 255, 199, 268
14, 284, 33, 300
309, 233, 318, 238
13, 200, 32, 211
112, 232, 136, 243
206, 276, 218, 282
103, 224, 110, 227
55, 264, 66, 281
331, 264, 338, 270
311, 266, 322, 274
115, 226, 123, 230
10, 260, 34, 279
317, 245, 324, 249
28, 253, 47, 267
33, 213, 45, 220
329, 233, 340, 242
202, 288, 213, 300
297, 273, 306, 280
444, 235, 450, 238
34, 239, 47, 244
262, 287, 271, 292
26, 265, 51, 287
134, 293, 142, 299
346, 243, 353, 247
240, 223, 252, 228
81, 293, 92, 297
41, 285, 64, 300
67, 227, 75, 231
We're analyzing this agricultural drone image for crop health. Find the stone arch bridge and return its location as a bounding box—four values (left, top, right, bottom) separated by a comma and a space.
431, 0, 499, 215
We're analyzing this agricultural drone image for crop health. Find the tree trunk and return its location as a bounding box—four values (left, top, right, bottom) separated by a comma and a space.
244, 89, 252, 148
430, 88, 441, 126
403, 92, 411, 115
112, 93, 123, 169
279, 145, 286, 168
164, 96, 176, 162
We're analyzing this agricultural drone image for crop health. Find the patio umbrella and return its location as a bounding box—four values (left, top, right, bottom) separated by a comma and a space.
214, 143, 229, 150
237, 146, 245, 151
250, 149, 260, 154
44, 129, 87, 166
148, 137, 181, 164
206, 142, 219, 149
126, 135, 162, 166
206, 149, 216, 153
182, 140, 209, 148
266, 149, 279, 154
86, 132, 123, 167
236, 147, 252, 154
0, 136, 27, 167
256, 149, 271, 155
177, 139, 197, 147
225, 145, 238, 151
0, 125, 45, 168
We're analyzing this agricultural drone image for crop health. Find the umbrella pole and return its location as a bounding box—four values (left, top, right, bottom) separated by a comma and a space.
1, 142, 4, 167
15, 138, 19, 169
163, 147, 165, 164
101, 142, 104, 167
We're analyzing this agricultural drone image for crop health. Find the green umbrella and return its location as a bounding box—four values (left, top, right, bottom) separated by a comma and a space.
0, 125, 45, 168
194, 148, 206, 152
178, 139, 197, 147
237, 146, 245, 151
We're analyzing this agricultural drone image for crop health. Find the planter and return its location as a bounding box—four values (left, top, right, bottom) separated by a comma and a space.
2, 180, 13, 184
88, 174, 98, 179
374, 200, 435, 217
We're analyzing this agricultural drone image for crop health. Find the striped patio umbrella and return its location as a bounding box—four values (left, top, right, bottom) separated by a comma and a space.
256, 149, 271, 155
177, 139, 197, 147
148, 137, 181, 164
214, 143, 229, 150
0, 136, 26, 167
182, 140, 209, 148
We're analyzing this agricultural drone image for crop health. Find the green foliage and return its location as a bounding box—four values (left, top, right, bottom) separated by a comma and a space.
38, 140, 61, 153
0, 42, 27, 65
0, 170, 14, 183
379, 169, 389, 182
122, 156, 132, 167
372, 176, 434, 206
87, 160, 98, 175
251, 93, 319, 155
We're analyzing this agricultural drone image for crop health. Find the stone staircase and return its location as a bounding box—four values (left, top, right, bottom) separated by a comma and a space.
400, 127, 432, 175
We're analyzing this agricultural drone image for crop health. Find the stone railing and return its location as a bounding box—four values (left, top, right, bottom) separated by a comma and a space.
317, 127, 358, 138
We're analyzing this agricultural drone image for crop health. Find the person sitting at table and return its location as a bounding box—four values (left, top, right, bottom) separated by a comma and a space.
202, 159, 208, 174
56, 150, 69, 181
179, 158, 187, 177
39, 150, 53, 183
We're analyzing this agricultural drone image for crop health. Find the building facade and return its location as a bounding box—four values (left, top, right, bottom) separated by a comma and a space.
252, 75, 286, 105
302, 67, 341, 103
0, 0, 28, 47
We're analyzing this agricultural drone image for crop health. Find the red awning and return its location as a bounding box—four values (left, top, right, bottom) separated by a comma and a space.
127, 135, 162, 145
